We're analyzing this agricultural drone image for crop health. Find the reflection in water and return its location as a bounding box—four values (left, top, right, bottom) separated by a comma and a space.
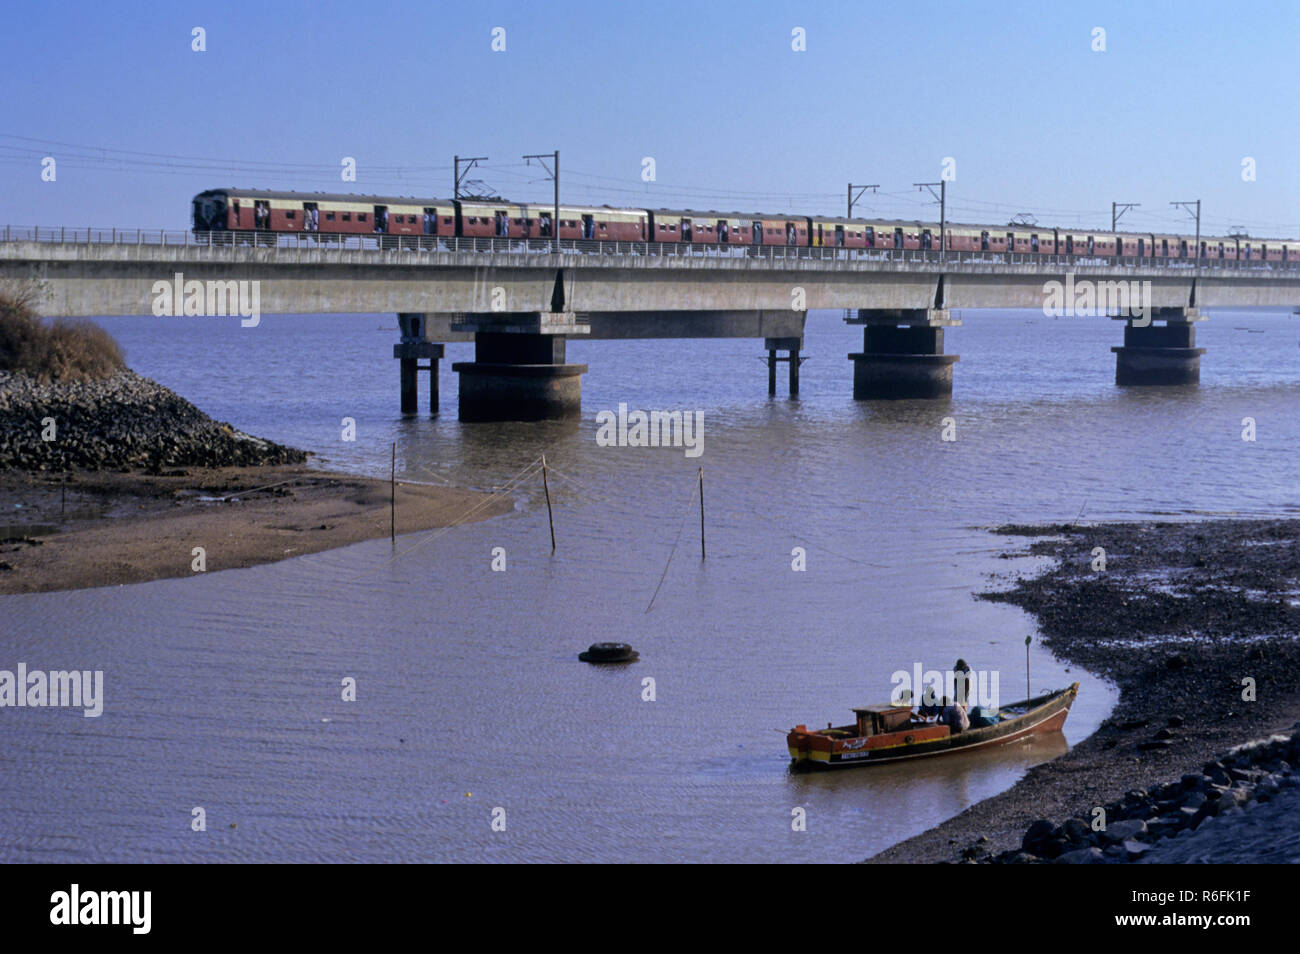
2, 310, 1297, 862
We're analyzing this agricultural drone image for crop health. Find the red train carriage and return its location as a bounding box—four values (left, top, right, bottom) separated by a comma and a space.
192, 189, 456, 236
649, 210, 808, 246
809, 216, 869, 248
455, 201, 647, 241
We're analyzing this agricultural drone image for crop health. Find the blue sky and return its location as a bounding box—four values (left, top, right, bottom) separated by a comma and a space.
4, 0, 1297, 236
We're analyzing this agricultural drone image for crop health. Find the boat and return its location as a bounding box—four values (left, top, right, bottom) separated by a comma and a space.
786, 683, 1079, 770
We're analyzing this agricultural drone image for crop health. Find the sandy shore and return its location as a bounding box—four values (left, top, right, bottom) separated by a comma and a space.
867, 518, 1300, 864
0, 466, 514, 594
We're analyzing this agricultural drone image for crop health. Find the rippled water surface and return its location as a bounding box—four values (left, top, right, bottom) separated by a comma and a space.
4, 309, 1299, 862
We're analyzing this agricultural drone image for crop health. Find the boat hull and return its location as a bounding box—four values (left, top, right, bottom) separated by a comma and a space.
787, 683, 1078, 770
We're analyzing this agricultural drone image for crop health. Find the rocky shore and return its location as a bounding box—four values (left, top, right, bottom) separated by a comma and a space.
980, 726, 1300, 863
867, 518, 1300, 864
0, 369, 306, 471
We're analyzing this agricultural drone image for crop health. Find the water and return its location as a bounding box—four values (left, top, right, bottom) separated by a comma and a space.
3, 308, 1299, 862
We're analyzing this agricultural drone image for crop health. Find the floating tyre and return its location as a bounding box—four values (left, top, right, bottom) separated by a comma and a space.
578, 642, 639, 664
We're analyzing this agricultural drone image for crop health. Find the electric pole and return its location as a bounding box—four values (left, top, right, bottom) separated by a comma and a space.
1112, 202, 1140, 231
454, 155, 488, 199
914, 181, 946, 254
524, 150, 560, 252
1171, 200, 1202, 272
847, 183, 879, 218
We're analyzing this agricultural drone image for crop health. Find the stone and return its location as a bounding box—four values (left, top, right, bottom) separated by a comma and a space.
1055, 846, 1105, 864
1122, 838, 1152, 859
1100, 819, 1148, 844
1022, 819, 1054, 854
1059, 818, 1094, 845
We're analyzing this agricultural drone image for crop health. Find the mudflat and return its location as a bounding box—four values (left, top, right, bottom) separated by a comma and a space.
0, 466, 514, 594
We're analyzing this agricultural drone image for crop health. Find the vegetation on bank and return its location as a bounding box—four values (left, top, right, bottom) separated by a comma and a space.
0, 287, 125, 383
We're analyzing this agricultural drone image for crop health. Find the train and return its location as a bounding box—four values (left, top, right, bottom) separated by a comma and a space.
191, 187, 1299, 263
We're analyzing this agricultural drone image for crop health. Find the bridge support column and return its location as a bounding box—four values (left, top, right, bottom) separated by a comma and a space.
847, 309, 960, 399
1111, 308, 1206, 386
395, 313, 445, 415
450, 313, 590, 422
764, 336, 803, 396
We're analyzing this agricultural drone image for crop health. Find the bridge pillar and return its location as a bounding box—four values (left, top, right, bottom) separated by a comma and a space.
395, 313, 445, 415
1111, 308, 1207, 386
450, 313, 590, 422
764, 336, 803, 396
847, 309, 960, 399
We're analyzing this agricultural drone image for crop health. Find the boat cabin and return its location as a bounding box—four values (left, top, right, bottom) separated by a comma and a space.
851, 704, 913, 737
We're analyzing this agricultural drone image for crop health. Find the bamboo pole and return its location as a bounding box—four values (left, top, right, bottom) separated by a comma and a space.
542, 455, 555, 551
1025, 635, 1032, 704
698, 466, 705, 559
390, 442, 396, 544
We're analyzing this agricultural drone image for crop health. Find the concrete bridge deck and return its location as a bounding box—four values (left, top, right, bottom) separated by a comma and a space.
4, 227, 1300, 418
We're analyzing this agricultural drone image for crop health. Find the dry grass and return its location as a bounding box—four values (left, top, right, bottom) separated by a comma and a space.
0, 287, 124, 383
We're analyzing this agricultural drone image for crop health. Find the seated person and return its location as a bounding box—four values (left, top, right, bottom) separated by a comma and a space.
941, 697, 970, 734
917, 690, 943, 721
969, 705, 1000, 728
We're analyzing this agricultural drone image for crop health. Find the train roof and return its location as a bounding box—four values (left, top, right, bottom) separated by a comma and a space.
197, 188, 458, 205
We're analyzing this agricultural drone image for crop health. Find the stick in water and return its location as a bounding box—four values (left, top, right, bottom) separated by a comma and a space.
1025, 634, 1032, 704
390, 442, 396, 544
698, 466, 705, 560
542, 454, 556, 552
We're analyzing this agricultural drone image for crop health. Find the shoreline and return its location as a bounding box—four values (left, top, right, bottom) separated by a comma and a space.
0, 465, 515, 594
866, 517, 1300, 864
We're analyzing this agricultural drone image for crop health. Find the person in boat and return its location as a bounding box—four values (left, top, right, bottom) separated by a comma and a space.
952, 658, 974, 708
917, 685, 943, 721
941, 695, 970, 734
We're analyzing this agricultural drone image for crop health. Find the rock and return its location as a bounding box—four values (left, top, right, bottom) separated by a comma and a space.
1122, 838, 1152, 859
1022, 819, 1055, 854
1181, 773, 1209, 791
1100, 819, 1148, 844
1167, 715, 1185, 728
1138, 739, 1174, 751
1059, 818, 1094, 845
1204, 762, 1232, 786
1055, 846, 1105, 864
1165, 653, 1188, 670
1154, 727, 1175, 740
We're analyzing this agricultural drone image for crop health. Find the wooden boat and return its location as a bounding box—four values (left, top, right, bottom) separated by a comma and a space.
787, 683, 1079, 770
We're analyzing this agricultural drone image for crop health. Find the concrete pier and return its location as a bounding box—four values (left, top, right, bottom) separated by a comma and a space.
450, 312, 589, 422
847, 309, 961, 399
1112, 308, 1207, 386
395, 313, 444, 415
764, 336, 803, 396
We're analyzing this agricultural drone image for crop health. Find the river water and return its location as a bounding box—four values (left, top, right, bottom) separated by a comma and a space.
3, 308, 1298, 862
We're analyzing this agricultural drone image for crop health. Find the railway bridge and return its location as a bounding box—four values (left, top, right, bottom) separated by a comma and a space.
4, 227, 1300, 421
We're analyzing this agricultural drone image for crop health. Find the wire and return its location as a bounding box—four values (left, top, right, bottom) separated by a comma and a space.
644, 477, 701, 614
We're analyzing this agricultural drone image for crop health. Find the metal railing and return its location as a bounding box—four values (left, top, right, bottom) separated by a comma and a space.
4, 225, 1300, 273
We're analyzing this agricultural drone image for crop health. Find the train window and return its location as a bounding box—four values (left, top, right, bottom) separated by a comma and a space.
342, 213, 351, 221
286, 211, 295, 219
359, 213, 368, 222
326, 212, 335, 221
